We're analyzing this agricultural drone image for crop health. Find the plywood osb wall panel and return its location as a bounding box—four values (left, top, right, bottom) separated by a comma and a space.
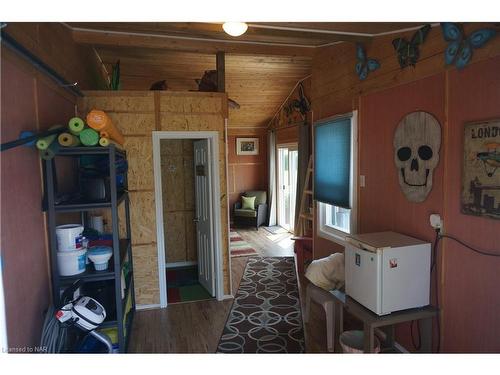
161, 139, 197, 263
79, 91, 229, 306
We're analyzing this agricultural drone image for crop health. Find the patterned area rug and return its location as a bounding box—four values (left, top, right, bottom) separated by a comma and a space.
229, 230, 258, 257
263, 225, 289, 235
217, 257, 305, 353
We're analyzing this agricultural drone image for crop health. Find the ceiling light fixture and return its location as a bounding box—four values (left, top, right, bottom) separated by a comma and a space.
222, 22, 248, 37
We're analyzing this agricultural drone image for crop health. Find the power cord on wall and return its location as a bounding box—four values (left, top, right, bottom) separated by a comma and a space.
413, 228, 500, 353
438, 233, 500, 258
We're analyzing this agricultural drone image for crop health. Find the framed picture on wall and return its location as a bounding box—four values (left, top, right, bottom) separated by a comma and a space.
461, 119, 500, 220
236, 138, 259, 155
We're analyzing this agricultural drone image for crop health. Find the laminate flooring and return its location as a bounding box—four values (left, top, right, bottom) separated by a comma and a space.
128, 227, 342, 353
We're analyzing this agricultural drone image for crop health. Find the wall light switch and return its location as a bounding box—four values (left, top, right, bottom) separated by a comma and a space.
360, 175, 366, 188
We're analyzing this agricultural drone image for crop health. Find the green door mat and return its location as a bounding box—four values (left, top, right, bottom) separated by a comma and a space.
166, 266, 213, 303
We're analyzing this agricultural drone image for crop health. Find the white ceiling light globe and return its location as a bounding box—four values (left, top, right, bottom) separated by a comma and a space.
222, 22, 248, 37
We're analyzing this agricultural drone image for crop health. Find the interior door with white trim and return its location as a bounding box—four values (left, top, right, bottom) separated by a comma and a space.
277, 144, 299, 232
194, 139, 215, 296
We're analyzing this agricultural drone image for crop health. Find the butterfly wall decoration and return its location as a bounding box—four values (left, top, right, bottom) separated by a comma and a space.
392, 24, 431, 68
355, 44, 380, 80
441, 23, 497, 69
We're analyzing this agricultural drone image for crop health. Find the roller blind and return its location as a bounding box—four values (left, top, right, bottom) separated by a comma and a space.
314, 116, 352, 209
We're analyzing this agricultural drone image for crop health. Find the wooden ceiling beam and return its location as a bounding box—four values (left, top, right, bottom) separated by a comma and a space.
69, 22, 371, 45
72, 29, 315, 57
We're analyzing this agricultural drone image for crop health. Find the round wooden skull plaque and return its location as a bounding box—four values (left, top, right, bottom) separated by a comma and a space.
393, 111, 441, 202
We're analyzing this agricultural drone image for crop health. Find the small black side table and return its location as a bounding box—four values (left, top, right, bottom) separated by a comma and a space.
330, 290, 438, 353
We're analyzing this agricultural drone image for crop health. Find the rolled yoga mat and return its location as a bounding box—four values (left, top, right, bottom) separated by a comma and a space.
100, 130, 109, 139
58, 132, 81, 147
68, 117, 85, 135
39, 140, 60, 160
19, 131, 36, 147
36, 125, 63, 150
79, 128, 100, 146
86, 110, 125, 145
98, 137, 110, 147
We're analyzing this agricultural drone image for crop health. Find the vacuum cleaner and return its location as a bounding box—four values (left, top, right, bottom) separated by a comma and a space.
40, 280, 113, 353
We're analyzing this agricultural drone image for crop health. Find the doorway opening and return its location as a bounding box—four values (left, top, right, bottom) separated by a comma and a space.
153, 131, 224, 308
277, 143, 299, 232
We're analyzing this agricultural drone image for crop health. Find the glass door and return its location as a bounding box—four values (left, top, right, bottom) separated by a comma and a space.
277, 144, 298, 232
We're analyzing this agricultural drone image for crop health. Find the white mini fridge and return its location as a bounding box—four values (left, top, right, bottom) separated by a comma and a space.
345, 231, 431, 315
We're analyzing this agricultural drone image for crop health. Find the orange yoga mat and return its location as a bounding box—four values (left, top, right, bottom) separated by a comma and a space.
86, 110, 125, 145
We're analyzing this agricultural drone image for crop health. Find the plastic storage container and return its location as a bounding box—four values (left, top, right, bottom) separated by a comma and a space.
56, 224, 84, 251
339, 330, 381, 353
57, 248, 87, 276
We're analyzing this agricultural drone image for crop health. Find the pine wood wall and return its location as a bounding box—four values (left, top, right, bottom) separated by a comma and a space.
160, 139, 197, 264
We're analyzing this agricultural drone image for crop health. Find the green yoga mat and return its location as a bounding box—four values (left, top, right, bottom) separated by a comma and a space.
39, 140, 59, 160
68, 117, 85, 135
36, 125, 63, 150
79, 128, 99, 146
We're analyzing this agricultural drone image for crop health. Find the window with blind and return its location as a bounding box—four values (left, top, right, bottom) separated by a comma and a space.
314, 112, 358, 244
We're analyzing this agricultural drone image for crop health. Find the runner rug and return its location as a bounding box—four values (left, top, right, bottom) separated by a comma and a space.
217, 257, 305, 353
229, 230, 258, 257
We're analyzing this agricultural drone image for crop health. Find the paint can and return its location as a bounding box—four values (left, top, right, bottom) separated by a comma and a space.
57, 248, 87, 276
56, 224, 84, 251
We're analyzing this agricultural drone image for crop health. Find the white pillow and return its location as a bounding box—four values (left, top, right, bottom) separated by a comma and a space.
305, 252, 345, 291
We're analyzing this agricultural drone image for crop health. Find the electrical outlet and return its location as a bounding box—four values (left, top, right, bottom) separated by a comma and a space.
360, 175, 366, 188
429, 214, 443, 231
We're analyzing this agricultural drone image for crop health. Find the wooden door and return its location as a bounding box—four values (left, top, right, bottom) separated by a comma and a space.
193, 139, 215, 296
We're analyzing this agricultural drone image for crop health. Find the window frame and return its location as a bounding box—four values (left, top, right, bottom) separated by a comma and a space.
315, 110, 358, 246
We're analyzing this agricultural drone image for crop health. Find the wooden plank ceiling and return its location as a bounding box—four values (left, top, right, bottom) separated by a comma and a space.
69, 22, 427, 128
95, 46, 311, 128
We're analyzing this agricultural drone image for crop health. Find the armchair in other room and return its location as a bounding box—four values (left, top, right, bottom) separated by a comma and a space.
233, 190, 268, 230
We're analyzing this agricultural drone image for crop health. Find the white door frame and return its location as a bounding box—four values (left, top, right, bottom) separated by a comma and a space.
276, 142, 298, 231
152, 131, 224, 308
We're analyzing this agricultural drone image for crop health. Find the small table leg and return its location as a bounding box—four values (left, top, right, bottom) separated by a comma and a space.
383, 325, 395, 350
333, 302, 343, 352
420, 317, 433, 353
363, 324, 375, 353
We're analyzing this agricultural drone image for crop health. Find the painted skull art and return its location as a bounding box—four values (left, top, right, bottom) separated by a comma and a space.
393, 111, 441, 202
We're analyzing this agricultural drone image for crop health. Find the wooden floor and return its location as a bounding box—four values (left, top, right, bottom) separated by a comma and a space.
128, 227, 335, 353
235, 226, 295, 257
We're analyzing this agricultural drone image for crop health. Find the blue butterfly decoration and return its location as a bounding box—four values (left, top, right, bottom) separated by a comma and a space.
441, 23, 497, 69
355, 44, 380, 80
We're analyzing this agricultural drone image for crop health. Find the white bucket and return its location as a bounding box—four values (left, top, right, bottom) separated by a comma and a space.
56, 224, 84, 251
57, 249, 87, 276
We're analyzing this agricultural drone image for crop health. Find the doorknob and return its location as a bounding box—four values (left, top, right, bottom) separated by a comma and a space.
193, 218, 199, 223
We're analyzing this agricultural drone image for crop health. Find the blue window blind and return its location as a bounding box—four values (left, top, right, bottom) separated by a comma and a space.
314, 116, 352, 209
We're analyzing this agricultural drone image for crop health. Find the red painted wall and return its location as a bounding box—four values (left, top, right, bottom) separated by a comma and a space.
359, 74, 446, 238
0, 50, 76, 350
227, 133, 268, 214
358, 57, 500, 352
276, 125, 299, 145
442, 57, 500, 352
359, 73, 446, 350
